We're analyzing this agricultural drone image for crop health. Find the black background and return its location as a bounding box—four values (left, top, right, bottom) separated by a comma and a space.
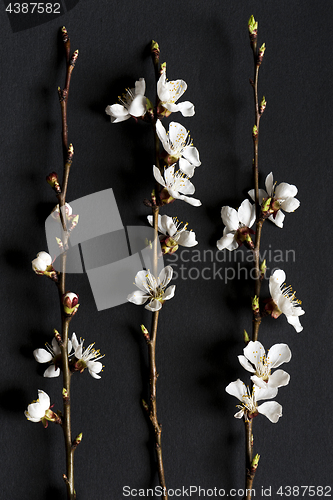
1, 1, 332, 499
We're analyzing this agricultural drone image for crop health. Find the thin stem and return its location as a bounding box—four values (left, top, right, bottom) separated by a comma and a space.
56, 27, 78, 500
244, 419, 254, 499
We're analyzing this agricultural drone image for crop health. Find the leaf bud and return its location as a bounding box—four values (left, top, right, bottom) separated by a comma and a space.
260, 96, 266, 114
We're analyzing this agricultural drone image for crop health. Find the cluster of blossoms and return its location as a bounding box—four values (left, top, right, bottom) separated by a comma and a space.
222, 172, 305, 423
217, 172, 300, 251
105, 47, 201, 311
226, 340, 292, 423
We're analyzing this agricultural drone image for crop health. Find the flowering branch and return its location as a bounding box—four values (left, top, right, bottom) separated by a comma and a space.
221, 17, 303, 500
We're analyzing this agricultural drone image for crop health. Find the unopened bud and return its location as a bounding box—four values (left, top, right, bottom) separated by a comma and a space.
32, 251, 58, 282
252, 295, 259, 314
67, 143, 74, 163
258, 43, 266, 65
260, 259, 267, 279
61, 26, 69, 43
244, 329, 250, 344
252, 124, 258, 139
70, 50, 79, 67
54, 329, 63, 346
62, 388, 69, 400
151, 40, 160, 54
248, 15, 258, 40
141, 324, 150, 343
251, 453, 260, 471
46, 172, 61, 193
72, 432, 83, 449
261, 197, 272, 213
160, 62, 166, 74
62, 292, 79, 316
260, 96, 266, 114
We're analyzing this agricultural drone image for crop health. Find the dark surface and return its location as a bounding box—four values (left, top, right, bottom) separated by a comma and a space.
0, 1, 332, 499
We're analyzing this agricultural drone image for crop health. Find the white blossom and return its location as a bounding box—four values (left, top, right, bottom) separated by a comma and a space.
24, 390, 51, 423
71, 333, 104, 379
105, 78, 147, 123
156, 120, 200, 177
127, 266, 175, 312
238, 341, 291, 389
217, 199, 255, 251
33, 335, 73, 378
32, 252, 52, 273
225, 379, 282, 423
147, 214, 198, 249
157, 69, 194, 117
153, 164, 201, 206
269, 269, 305, 333
249, 172, 300, 228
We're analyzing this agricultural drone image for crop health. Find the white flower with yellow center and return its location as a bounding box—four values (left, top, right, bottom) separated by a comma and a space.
225, 379, 283, 423
238, 341, 291, 389
147, 214, 198, 249
105, 78, 147, 123
153, 164, 201, 206
156, 120, 200, 177
157, 69, 194, 117
248, 172, 300, 228
269, 269, 305, 333
127, 266, 176, 312
71, 333, 104, 379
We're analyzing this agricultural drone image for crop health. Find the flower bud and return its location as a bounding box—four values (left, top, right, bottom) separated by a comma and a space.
258, 43, 266, 65
51, 203, 72, 220
70, 49, 79, 67
251, 453, 260, 471
46, 172, 61, 193
141, 325, 150, 343
160, 235, 179, 255
252, 295, 259, 315
62, 292, 79, 316
248, 15, 258, 41
260, 96, 266, 114
252, 124, 258, 139
32, 252, 58, 281
243, 329, 250, 344
260, 259, 267, 279
72, 432, 83, 449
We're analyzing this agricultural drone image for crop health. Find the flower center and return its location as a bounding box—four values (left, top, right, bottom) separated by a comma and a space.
281, 283, 302, 306
118, 88, 135, 109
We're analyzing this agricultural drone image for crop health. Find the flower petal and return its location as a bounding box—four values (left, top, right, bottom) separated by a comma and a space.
127, 290, 149, 306
37, 390, 50, 411
280, 197, 300, 212
87, 360, 103, 374
269, 210, 285, 228
267, 343, 292, 368
155, 120, 171, 153
145, 299, 162, 312
43, 366, 61, 378
163, 285, 176, 300
158, 266, 173, 287
265, 172, 274, 197
216, 233, 237, 251
268, 369, 290, 388
238, 355, 256, 373
135, 270, 150, 292
221, 206, 239, 231
105, 104, 130, 123
238, 199, 255, 227
159, 215, 177, 237
164, 101, 195, 117
225, 379, 247, 401
153, 166, 166, 187
176, 194, 202, 206
286, 314, 304, 333
178, 158, 196, 177
33, 349, 53, 364
250, 375, 270, 389
128, 95, 147, 117
134, 78, 146, 95
243, 341, 265, 370
275, 182, 298, 199
258, 401, 282, 423
182, 146, 201, 167
248, 189, 267, 204
253, 385, 278, 402
176, 230, 198, 247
